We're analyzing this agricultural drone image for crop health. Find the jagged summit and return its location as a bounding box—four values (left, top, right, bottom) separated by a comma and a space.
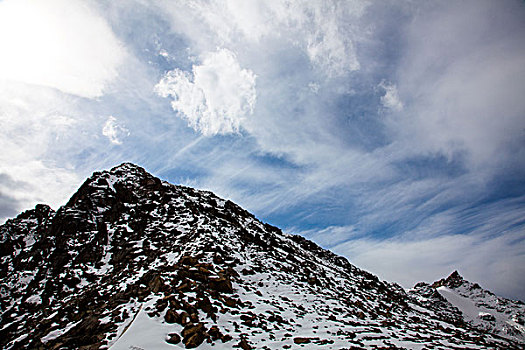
1, 164, 524, 349
431, 270, 465, 289
110, 161, 144, 171
448, 270, 463, 280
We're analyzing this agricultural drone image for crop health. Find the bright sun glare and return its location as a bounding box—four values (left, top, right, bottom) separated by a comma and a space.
0, 0, 124, 98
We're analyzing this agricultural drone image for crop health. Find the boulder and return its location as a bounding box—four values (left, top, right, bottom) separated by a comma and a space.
237, 338, 252, 350
164, 309, 178, 324
208, 325, 222, 340
182, 323, 207, 348
166, 333, 181, 344
294, 337, 312, 344
209, 277, 233, 293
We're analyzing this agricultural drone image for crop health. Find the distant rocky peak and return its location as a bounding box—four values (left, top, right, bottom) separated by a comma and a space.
447, 270, 463, 280
411, 270, 525, 344
445, 270, 465, 286
432, 270, 465, 289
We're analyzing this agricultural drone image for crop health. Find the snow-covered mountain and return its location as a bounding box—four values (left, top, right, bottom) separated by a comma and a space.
1, 163, 523, 349
410, 271, 525, 344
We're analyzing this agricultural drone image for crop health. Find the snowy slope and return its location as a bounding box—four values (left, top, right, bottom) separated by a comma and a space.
1, 163, 523, 349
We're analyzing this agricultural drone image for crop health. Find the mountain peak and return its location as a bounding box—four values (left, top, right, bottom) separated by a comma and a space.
446, 270, 464, 282
109, 162, 147, 174
430, 270, 465, 289
65, 162, 162, 208
104, 162, 152, 184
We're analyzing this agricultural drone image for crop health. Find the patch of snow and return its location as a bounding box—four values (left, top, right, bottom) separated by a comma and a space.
25, 294, 42, 305
107, 175, 118, 192
8, 333, 28, 347
110, 298, 183, 350
45, 311, 59, 320
437, 286, 480, 320
99, 315, 112, 324
23, 235, 36, 248
41, 320, 81, 343
78, 278, 90, 287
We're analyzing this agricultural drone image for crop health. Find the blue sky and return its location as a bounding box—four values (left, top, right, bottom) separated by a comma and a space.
1, 0, 524, 300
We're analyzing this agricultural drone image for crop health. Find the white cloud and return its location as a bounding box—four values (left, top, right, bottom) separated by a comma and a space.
0, 0, 126, 98
308, 82, 320, 94
155, 48, 256, 136
379, 80, 403, 111
393, 0, 525, 170
102, 116, 129, 145
304, 1, 362, 77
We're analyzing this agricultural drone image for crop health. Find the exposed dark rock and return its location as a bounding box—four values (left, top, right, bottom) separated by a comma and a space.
294, 337, 312, 344
182, 323, 207, 348
236, 337, 252, 350
208, 276, 233, 294
166, 333, 181, 345
164, 309, 178, 323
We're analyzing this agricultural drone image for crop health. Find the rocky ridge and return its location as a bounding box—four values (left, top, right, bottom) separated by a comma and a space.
1, 163, 523, 349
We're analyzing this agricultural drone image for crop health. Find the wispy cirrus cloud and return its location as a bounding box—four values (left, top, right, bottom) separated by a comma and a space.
0, 83, 85, 222
391, 0, 525, 170
295, 193, 525, 300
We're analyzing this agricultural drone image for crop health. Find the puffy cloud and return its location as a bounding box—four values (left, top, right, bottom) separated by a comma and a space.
155, 48, 256, 136
102, 116, 129, 145
379, 80, 403, 111
0, 0, 126, 98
